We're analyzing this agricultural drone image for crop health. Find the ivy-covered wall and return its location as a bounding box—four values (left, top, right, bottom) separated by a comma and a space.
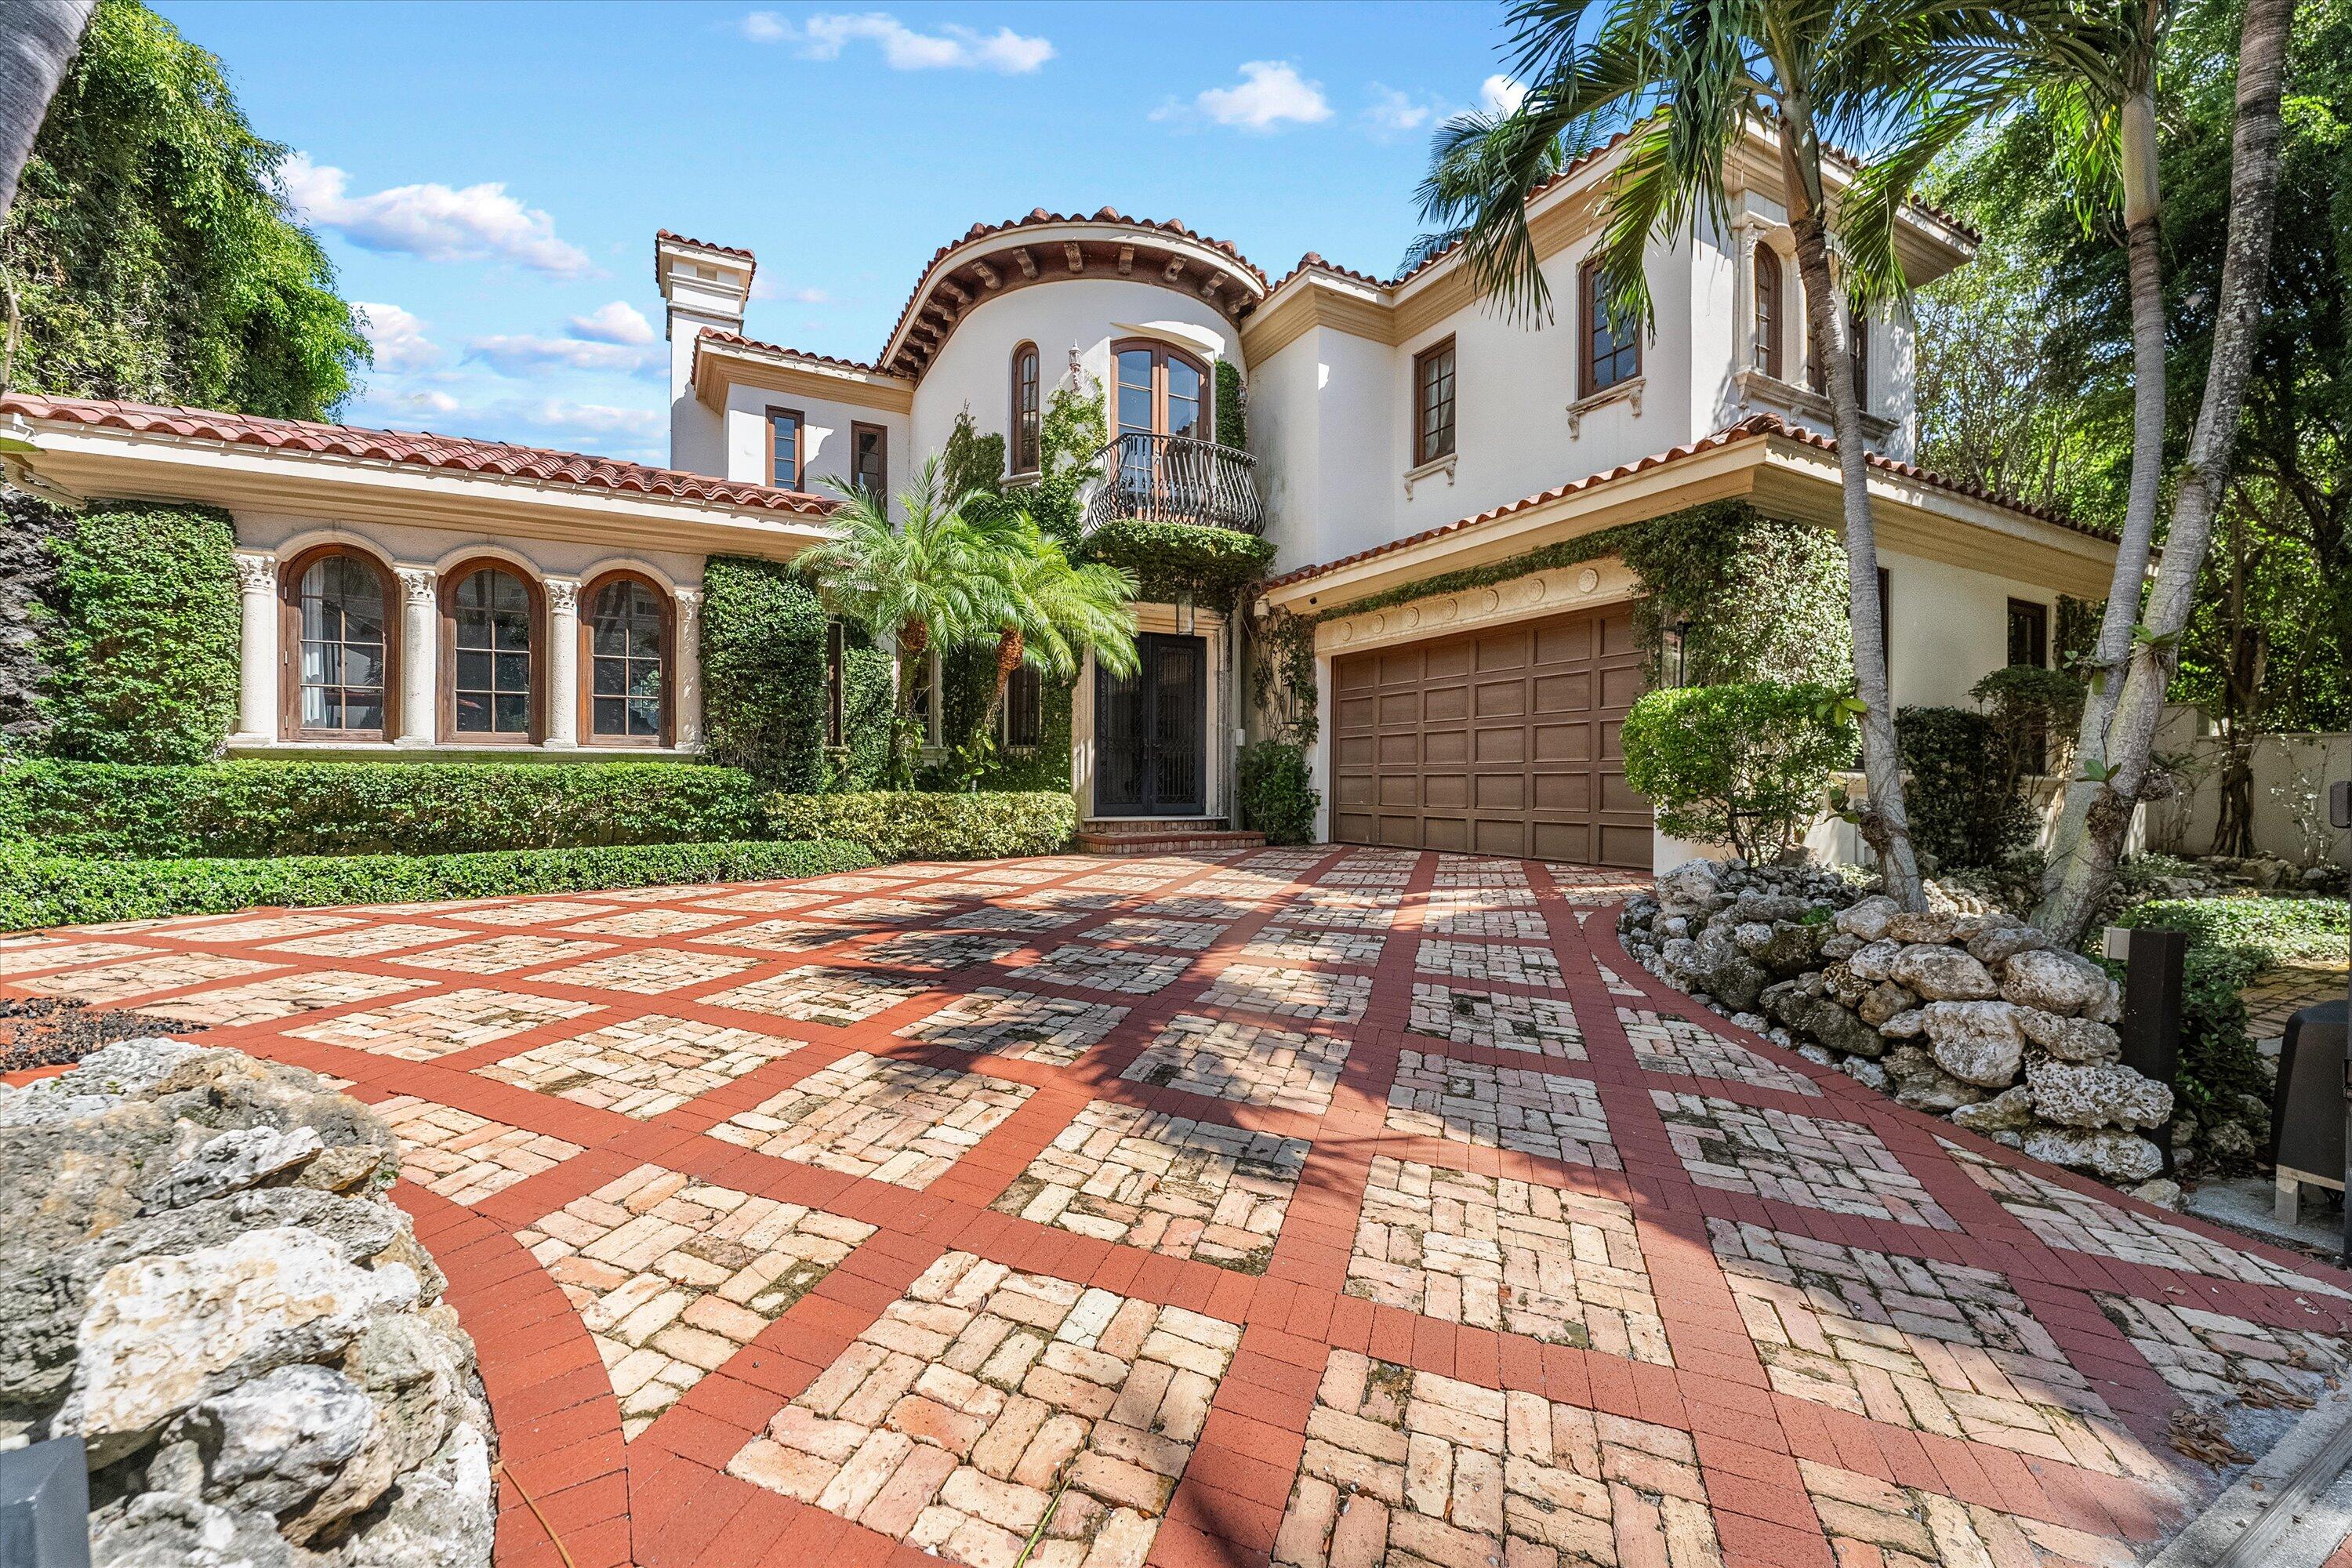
700, 555, 829, 788
38, 500, 240, 764
829, 631, 895, 791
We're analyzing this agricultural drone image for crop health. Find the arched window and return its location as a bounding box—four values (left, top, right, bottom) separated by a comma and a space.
443, 562, 539, 740
1112, 339, 1210, 442
583, 574, 670, 744
1577, 256, 1641, 397
1011, 343, 1041, 474
281, 547, 394, 741
1753, 246, 1784, 379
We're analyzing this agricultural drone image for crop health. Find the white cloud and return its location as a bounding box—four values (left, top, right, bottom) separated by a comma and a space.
741, 11, 1054, 72
501, 399, 662, 439
1173, 61, 1332, 132
354, 302, 441, 371
466, 333, 662, 378
283, 152, 592, 277
1481, 74, 1528, 116
1363, 85, 1434, 136
403, 389, 462, 416
749, 274, 829, 304
568, 300, 655, 345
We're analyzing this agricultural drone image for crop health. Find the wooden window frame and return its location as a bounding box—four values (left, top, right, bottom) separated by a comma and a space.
1754, 245, 1784, 380
1577, 256, 1642, 399
579, 570, 675, 749
1850, 310, 1869, 408
2006, 598, 2049, 670
1011, 342, 1042, 474
278, 544, 398, 743
850, 421, 888, 505
1109, 338, 1213, 441
1412, 336, 1457, 467
1000, 664, 1044, 749
826, 619, 846, 749
438, 558, 545, 745
767, 405, 806, 490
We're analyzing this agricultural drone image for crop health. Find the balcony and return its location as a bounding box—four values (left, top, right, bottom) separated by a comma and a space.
1078, 432, 1264, 536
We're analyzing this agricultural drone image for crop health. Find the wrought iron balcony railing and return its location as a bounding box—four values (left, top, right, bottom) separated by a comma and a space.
1078, 432, 1265, 537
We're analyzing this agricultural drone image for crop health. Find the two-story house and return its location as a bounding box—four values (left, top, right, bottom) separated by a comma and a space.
0, 126, 2114, 870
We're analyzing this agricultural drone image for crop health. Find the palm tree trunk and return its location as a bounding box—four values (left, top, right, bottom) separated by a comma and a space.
2035, 0, 2294, 942
890, 618, 929, 785
978, 626, 1023, 735
0, 0, 90, 218
2037, 85, 2166, 914
1779, 117, 1925, 909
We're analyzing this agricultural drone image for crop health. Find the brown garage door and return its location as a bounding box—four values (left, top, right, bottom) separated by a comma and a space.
1330, 605, 1650, 866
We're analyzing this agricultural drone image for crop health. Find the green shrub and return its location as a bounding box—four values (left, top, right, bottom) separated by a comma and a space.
768, 790, 1075, 861
1236, 742, 1317, 845
828, 634, 895, 790
2118, 895, 2349, 967
39, 502, 240, 764
1215, 361, 1247, 450
700, 556, 829, 787
1080, 520, 1274, 608
1617, 503, 1851, 688
1621, 681, 1853, 861
0, 759, 768, 858
0, 837, 873, 932
1897, 706, 2037, 872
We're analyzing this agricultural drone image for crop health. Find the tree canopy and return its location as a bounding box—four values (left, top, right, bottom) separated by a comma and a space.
0, 0, 367, 421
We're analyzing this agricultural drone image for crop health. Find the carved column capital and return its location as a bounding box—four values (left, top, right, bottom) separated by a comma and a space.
234, 553, 278, 593
546, 578, 580, 614
396, 566, 437, 607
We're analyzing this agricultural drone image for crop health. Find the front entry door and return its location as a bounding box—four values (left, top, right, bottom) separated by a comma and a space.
1095, 633, 1207, 817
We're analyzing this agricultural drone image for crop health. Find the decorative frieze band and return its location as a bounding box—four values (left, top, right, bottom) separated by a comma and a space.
1312, 557, 1639, 658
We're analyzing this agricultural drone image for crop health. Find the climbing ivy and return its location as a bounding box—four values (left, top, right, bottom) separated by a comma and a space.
1029, 376, 1107, 548
1247, 606, 1318, 747
1080, 520, 1273, 609
1215, 361, 1247, 451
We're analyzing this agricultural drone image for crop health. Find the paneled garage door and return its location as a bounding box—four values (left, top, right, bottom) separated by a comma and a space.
1330, 605, 1650, 866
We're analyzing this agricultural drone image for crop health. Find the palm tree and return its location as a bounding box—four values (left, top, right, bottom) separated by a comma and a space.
1417, 0, 1955, 906
978, 518, 1140, 736
798, 457, 1003, 784
0, 0, 92, 216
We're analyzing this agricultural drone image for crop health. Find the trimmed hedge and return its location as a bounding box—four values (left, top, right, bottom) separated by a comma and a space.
0, 838, 874, 932
768, 790, 1076, 861
1621, 681, 1854, 862
700, 556, 829, 787
0, 759, 768, 858
1236, 741, 1317, 845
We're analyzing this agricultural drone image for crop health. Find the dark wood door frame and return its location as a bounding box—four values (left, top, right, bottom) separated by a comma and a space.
1093, 632, 1207, 818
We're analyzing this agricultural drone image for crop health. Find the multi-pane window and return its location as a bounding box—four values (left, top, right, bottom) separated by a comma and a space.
588, 578, 666, 741
1413, 339, 1457, 466
451, 567, 533, 736
768, 408, 804, 488
826, 619, 845, 748
1001, 665, 1043, 748
1012, 344, 1041, 473
296, 554, 388, 735
851, 423, 887, 503
1581, 259, 1640, 396
1849, 310, 1869, 407
1753, 246, 1784, 379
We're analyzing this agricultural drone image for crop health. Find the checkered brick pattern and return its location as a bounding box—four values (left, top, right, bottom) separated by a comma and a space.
16, 844, 2352, 1568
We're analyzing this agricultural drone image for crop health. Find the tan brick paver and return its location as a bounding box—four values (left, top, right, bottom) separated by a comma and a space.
290, 986, 599, 1059
377, 1094, 584, 1205
1410, 983, 1586, 1058
477, 1015, 804, 1118
1123, 1014, 1350, 1113
710, 1052, 1033, 1189
1657, 1091, 1957, 1229
895, 987, 1130, 1066
1388, 1054, 1619, 1169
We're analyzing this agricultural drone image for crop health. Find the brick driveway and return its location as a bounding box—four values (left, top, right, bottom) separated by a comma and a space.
9, 847, 2352, 1568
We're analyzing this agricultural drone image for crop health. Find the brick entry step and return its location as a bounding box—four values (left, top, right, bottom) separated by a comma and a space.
1075, 819, 1266, 856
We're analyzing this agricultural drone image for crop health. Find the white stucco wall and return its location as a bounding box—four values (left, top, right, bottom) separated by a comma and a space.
715, 387, 907, 503
908, 279, 1244, 470
1880, 546, 2055, 710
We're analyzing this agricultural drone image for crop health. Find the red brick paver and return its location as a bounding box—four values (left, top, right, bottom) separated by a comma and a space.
14, 848, 2352, 1568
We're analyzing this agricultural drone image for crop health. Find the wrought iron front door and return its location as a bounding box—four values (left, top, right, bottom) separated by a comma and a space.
1094, 633, 1207, 817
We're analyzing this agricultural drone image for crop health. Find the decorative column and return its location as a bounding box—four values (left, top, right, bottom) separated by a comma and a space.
544, 578, 580, 748
673, 585, 704, 750
230, 551, 278, 743
395, 566, 437, 747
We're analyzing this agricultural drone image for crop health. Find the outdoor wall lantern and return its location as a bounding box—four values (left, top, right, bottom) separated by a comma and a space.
1177, 590, 1196, 637
1669, 619, 1694, 686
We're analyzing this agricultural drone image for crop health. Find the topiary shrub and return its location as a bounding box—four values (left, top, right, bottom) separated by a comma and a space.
1621, 681, 1854, 862
38, 501, 239, 764
0, 836, 873, 932
1897, 706, 2037, 872
700, 555, 829, 787
766, 790, 1076, 861
1236, 741, 1317, 845
0, 758, 768, 858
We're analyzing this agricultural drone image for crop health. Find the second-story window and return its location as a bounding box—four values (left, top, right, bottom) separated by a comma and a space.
1579, 257, 1641, 397
1413, 338, 1457, 467
851, 423, 887, 503
1807, 303, 1867, 405
768, 408, 804, 489
1113, 343, 1210, 442
1754, 245, 1784, 379
1011, 343, 1041, 473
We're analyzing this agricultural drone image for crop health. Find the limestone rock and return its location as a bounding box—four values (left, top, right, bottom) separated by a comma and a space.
338, 1425, 494, 1568
2129, 1178, 2183, 1211
1878, 1009, 1929, 1039
2016, 1011, 2122, 1064
1766, 990, 1885, 1059
1883, 1046, 1986, 1112
1834, 897, 1900, 942
1857, 982, 1920, 1027
1889, 945, 1999, 1002
1998, 948, 2119, 1019
1817, 933, 1861, 961
1821, 963, 1871, 1008
1842, 1058, 1892, 1093
181, 1364, 379, 1519
1949, 1086, 2034, 1134
1654, 860, 1724, 919
1748, 920, 1831, 975
1917, 1000, 2028, 1087
2024, 1127, 2164, 1183
1965, 922, 2050, 966
147, 1127, 325, 1212
1885, 912, 1961, 945
1846, 940, 1903, 985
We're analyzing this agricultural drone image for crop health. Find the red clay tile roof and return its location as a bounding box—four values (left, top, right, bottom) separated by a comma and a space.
694, 328, 902, 380
878, 208, 1269, 371
1262, 412, 2097, 593
656, 229, 757, 263
2, 394, 836, 517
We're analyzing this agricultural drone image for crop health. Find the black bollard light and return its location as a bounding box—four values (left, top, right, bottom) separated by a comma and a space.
2103, 924, 2187, 1173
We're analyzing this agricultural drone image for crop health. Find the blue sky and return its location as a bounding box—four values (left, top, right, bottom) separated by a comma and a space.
152, 1, 1524, 464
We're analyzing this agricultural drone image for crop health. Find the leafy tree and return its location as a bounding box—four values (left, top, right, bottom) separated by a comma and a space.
977, 517, 1137, 736
2, 0, 366, 419
1410, 0, 1961, 907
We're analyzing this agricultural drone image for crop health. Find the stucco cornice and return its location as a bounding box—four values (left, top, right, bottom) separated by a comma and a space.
692, 334, 916, 415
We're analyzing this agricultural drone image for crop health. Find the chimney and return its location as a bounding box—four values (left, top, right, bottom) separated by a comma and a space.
653, 230, 756, 474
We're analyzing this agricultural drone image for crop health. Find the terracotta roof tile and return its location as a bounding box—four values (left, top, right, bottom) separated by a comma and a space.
694, 328, 899, 379
1262, 412, 2096, 594
2, 394, 835, 517
655, 228, 757, 263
